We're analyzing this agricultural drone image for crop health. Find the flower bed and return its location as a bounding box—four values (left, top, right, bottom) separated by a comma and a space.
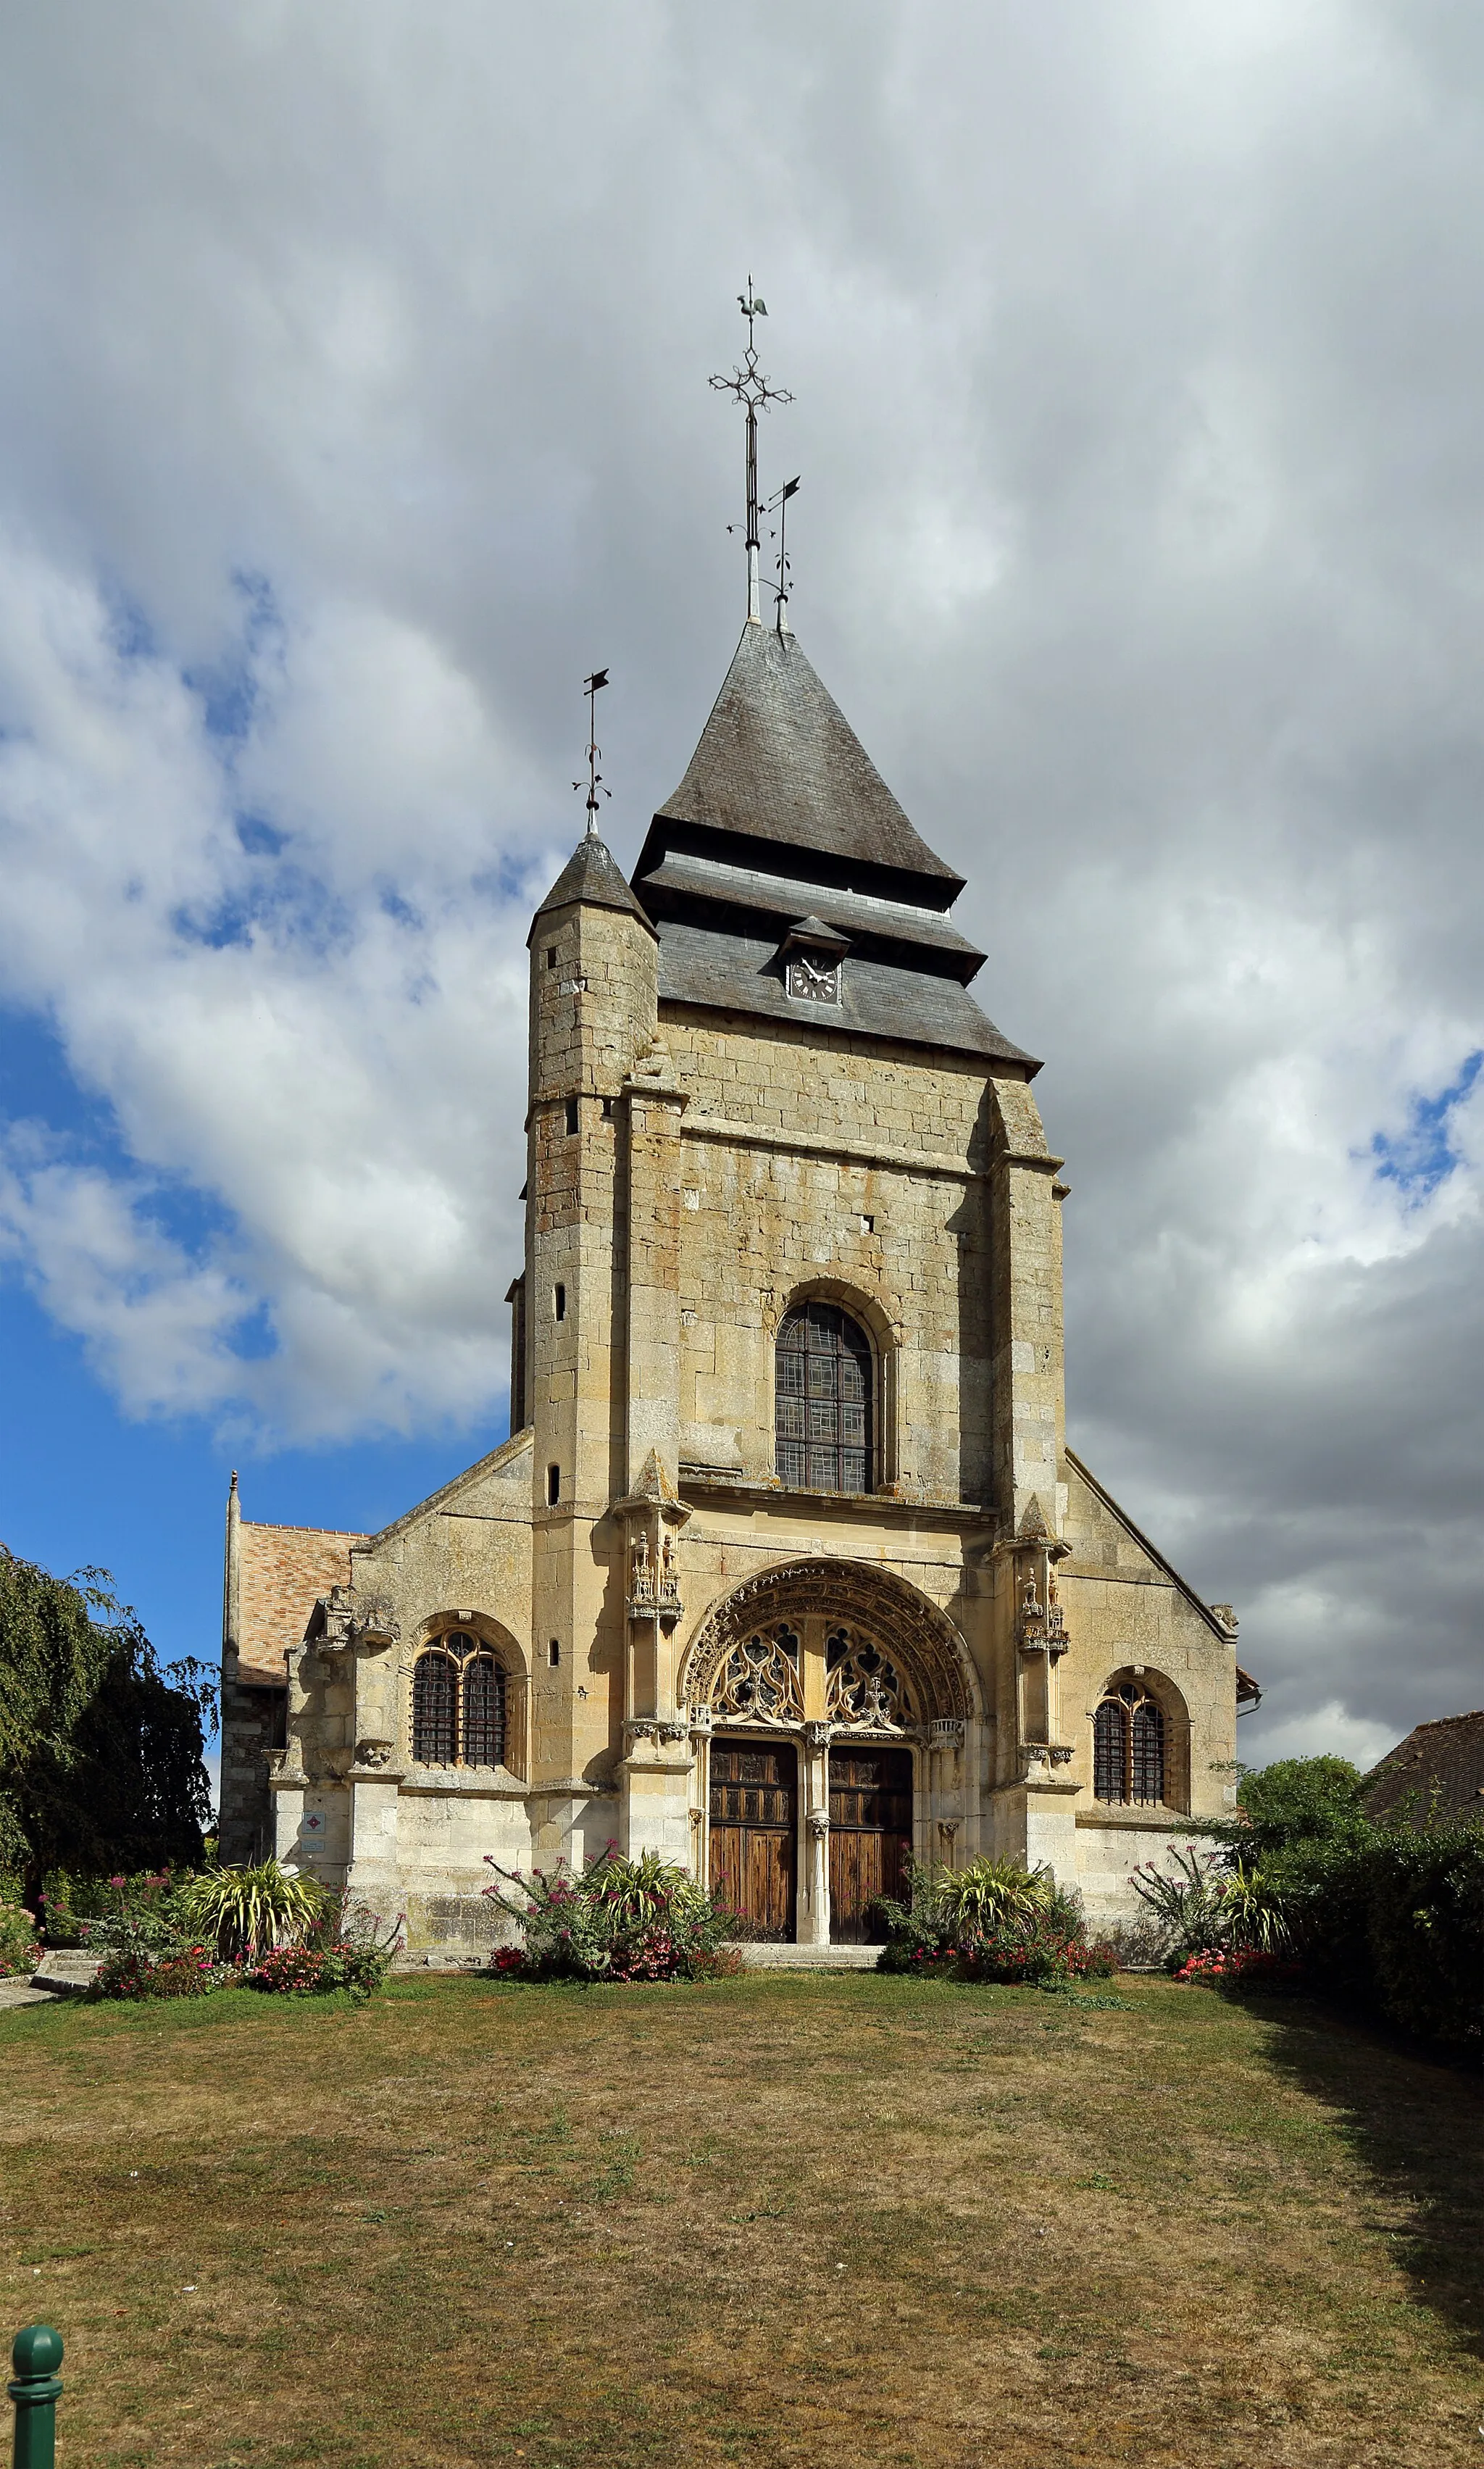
88, 1944, 235, 2000
247, 1939, 394, 2001
1173, 1947, 1304, 1989
485, 1848, 740, 1983
875, 1857, 1114, 1985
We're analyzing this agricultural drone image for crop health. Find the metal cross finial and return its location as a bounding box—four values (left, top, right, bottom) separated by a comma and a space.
573, 667, 610, 835
711, 277, 793, 622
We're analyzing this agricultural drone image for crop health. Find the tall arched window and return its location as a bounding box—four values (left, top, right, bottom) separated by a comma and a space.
462, 1652, 506, 1768
1093, 1682, 1164, 1806
412, 1648, 458, 1765
412, 1631, 507, 1768
775, 1300, 874, 1494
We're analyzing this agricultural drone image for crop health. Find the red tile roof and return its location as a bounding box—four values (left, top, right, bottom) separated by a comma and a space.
235, 1521, 367, 1685
1364, 1710, 1484, 1828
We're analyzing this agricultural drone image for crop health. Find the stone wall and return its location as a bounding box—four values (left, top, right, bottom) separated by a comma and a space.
217, 1680, 284, 1863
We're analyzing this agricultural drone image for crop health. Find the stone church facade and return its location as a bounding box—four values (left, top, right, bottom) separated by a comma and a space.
220, 609, 1258, 1952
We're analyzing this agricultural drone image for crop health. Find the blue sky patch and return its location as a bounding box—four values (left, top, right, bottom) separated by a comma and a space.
1370, 1049, 1483, 1200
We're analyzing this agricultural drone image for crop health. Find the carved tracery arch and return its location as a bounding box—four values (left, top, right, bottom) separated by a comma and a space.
678, 1558, 978, 1727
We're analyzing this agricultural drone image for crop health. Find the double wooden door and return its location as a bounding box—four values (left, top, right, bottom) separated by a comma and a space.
828, 1746, 914, 1942
709, 1738, 796, 1940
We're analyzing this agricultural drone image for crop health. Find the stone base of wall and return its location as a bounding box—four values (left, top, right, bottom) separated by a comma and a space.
1074, 1816, 1199, 1927
218, 1681, 285, 1863
401, 1890, 516, 1957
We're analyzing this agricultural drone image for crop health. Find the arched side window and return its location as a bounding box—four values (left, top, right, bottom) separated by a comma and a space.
775, 1300, 874, 1494
412, 1631, 507, 1769
1093, 1682, 1164, 1807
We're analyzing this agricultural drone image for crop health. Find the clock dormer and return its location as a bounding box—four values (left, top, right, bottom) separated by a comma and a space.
780, 915, 849, 1006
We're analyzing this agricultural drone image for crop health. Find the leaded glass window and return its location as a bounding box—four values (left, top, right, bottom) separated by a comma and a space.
1093, 1683, 1164, 1806
775, 1300, 874, 1494
461, 1654, 506, 1768
412, 1633, 507, 1768
412, 1649, 459, 1765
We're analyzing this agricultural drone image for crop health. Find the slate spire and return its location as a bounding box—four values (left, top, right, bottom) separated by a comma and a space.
636, 621, 963, 898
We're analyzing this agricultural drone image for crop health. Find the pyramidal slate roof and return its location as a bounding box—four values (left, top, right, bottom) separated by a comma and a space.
641, 622, 963, 896
530, 831, 656, 939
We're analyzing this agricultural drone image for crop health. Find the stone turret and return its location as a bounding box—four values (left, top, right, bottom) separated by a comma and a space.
525, 831, 659, 1860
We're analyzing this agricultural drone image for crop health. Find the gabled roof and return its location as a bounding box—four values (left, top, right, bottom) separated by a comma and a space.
1064, 1447, 1249, 1654
360, 1427, 534, 1552
233, 1521, 367, 1685
640, 623, 964, 895
1364, 1710, 1484, 1827
531, 833, 656, 940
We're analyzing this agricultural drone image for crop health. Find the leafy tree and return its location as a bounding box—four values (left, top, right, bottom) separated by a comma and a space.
0, 1549, 214, 1909
1230, 1754, 1371, 1856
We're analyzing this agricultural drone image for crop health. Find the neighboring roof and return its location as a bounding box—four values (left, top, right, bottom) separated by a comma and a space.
1364, 1710, 1484, 1826
655, 917, 1037, 1067
234, 1522, 365, 1686
636, 849, 986, 978
531, 833, 656, 938
642, 623, 964, 893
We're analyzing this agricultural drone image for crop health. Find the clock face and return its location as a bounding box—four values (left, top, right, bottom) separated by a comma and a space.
785, 954, 841, 1004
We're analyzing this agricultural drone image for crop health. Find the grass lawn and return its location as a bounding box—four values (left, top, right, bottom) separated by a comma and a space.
1, 1971, 1480, 2468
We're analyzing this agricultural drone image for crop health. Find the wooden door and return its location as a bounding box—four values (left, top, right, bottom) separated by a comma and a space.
828, 1746, 914, 1942
709, 1739, 797, 1941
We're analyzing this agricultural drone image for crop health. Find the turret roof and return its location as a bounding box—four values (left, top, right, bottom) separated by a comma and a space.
530, 832, 656, 940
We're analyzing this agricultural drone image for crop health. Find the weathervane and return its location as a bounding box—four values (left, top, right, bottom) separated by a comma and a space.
573, 667, 609, 835
767, 474, 800, 633
711, 276, 793, 623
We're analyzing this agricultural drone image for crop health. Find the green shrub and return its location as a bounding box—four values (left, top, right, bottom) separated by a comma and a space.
485, 1847, 738, 1982
44, 1867, 190, 1952
1227, 1755, 1372, 1857
1363, 1825, 1483, 2047
1146, 1752, 1483, 2051
0, 1897, 39, 1976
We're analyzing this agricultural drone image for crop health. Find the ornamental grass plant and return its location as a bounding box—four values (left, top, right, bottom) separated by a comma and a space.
875, 1856, 1114, 1983
175, 1857, 330, 1961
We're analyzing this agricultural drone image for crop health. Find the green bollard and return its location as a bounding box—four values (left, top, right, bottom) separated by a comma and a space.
9, 2328, 62, 2469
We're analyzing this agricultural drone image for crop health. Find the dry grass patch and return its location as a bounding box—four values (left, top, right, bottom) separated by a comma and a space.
0, 1973, 1480, 2467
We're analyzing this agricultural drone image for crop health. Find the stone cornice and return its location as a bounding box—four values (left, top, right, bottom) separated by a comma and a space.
679, 1111, 983, 1183
678, 1475, 997, 1528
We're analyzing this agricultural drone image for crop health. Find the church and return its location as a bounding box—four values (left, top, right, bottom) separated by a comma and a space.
219, 344, 1257, 1954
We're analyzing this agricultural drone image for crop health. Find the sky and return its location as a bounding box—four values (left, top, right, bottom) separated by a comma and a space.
1, 0, 1482, 1778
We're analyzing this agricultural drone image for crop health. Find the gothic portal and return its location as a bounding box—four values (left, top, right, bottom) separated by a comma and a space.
218, 604, 1258, 1949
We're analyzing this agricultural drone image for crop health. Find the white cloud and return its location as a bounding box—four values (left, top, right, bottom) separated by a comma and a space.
0, 1, 1481, 1755
1240, 1698, 1399, 1775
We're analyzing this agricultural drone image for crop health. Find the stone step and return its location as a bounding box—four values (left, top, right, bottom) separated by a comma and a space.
731, 1942, 882, 1970
33, 1951, 102, 1993
0, 1978, 66, 2010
